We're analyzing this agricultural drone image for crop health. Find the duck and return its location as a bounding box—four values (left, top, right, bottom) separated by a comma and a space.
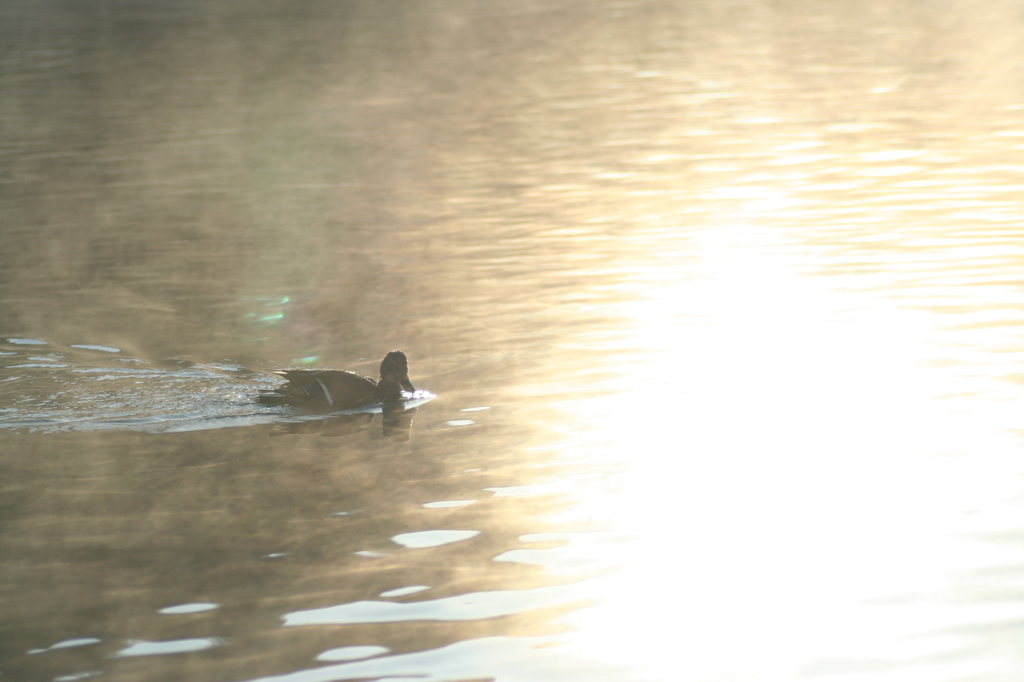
258, 350, 416, 411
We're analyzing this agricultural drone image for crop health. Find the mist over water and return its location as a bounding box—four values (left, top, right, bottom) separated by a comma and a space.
5, 1, 1024, 681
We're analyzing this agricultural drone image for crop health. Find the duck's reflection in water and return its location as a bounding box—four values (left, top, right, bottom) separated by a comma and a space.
381, 403, 418, 441
270, 405, 419, 441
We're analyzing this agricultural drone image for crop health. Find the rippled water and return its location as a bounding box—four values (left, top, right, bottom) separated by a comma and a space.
4, 0, 1024, 680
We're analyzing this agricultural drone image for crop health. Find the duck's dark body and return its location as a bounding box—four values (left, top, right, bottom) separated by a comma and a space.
258, 350, 415, 411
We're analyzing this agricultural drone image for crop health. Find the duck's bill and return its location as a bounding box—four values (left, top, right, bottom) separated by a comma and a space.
401, 378, 416, 392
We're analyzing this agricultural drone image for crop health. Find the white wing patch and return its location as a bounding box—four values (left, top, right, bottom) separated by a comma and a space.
315, 378, 335, 406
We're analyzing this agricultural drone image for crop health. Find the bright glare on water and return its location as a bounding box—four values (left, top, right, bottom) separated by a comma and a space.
4, 1, 1024, 681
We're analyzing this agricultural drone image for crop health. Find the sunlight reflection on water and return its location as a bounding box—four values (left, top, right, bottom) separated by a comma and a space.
283, 584, 584, 627
527, 214, 1024, 680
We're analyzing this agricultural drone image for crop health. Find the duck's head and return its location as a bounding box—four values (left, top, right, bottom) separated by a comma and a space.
380, 350, 416, 393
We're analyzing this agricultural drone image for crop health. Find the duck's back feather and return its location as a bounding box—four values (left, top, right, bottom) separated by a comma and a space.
259, 369, 379, 409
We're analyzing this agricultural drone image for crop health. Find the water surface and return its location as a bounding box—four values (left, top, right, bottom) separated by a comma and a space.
4, 1, 1024, 681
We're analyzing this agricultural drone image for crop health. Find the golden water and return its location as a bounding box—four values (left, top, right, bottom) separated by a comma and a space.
4, 1, 1024, 680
